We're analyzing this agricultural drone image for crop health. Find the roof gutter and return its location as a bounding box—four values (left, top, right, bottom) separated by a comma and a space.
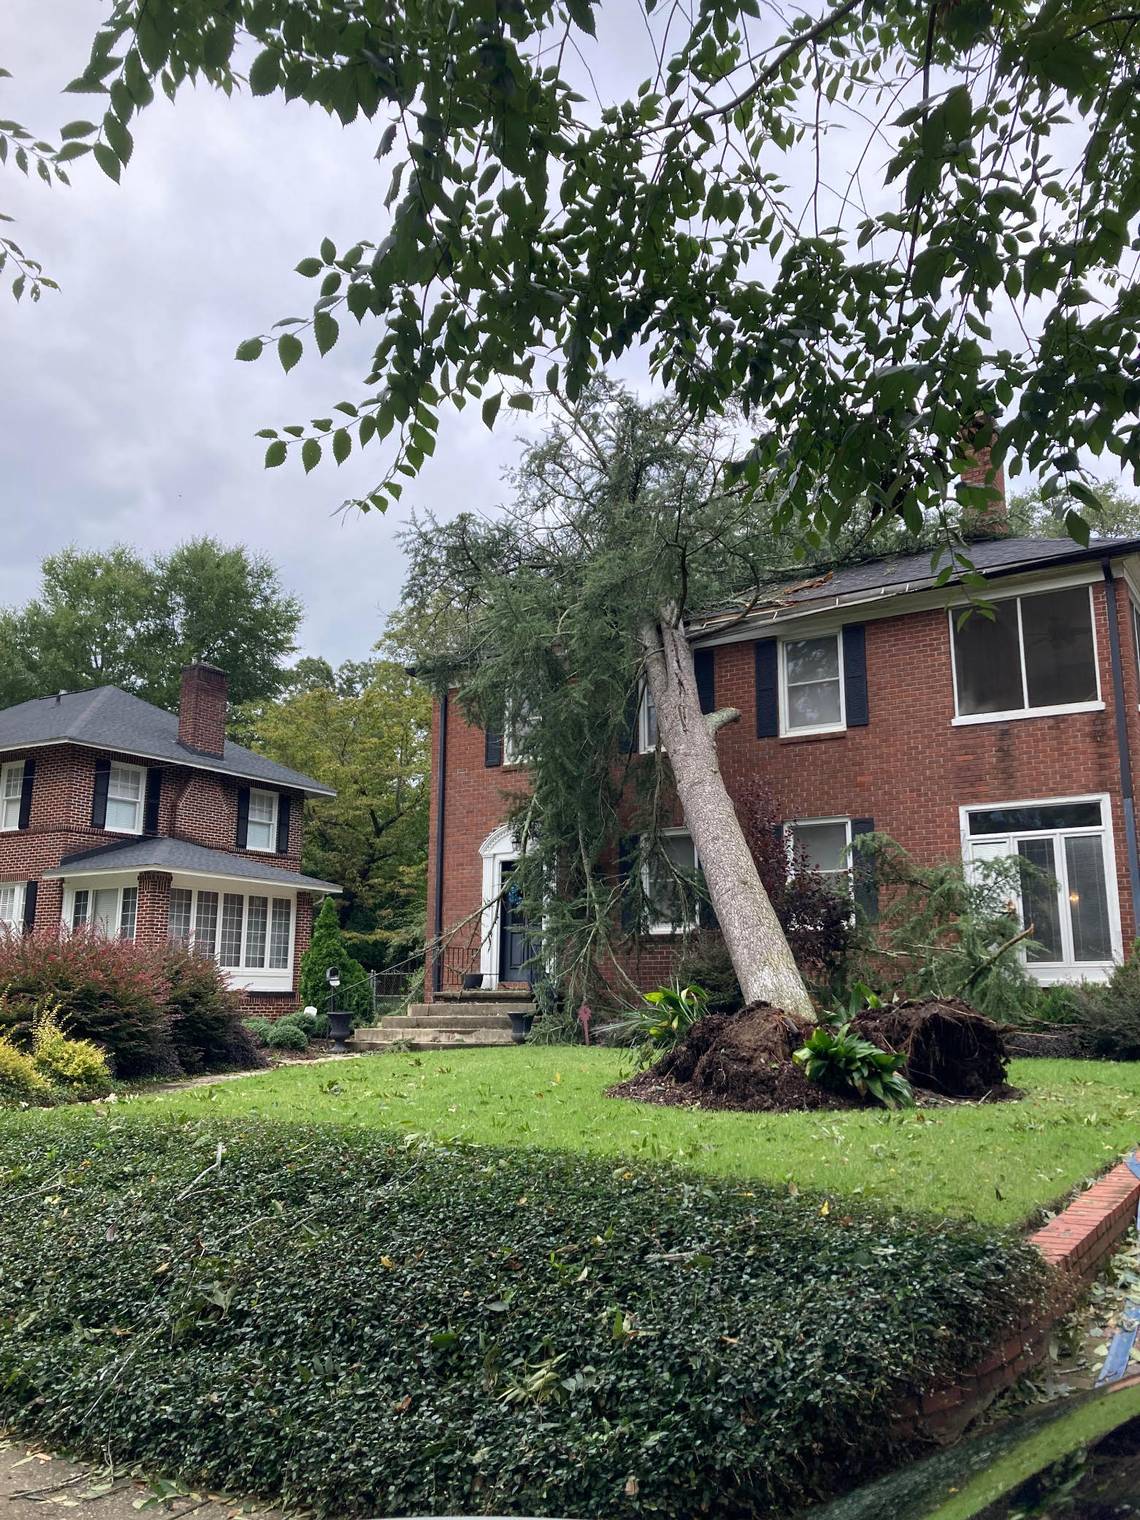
1102, 560, 1140, 934
431, 691, 448, 997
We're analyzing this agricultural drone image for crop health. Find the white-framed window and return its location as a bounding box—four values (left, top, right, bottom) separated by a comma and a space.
0, 761, 24, 831
643, 829, 699, 936
70, 885, 138, 939
503, 700, 535, 766
245, 788, 278, 851
106, 763, 145, 833
638, 681, 660, 754
780, 632, 845, 735
961, 795, 1121, 981
0, 882, 26, 930
787, 817, 853, 891
166, 884, 294, 974
950, 584, 1101, 723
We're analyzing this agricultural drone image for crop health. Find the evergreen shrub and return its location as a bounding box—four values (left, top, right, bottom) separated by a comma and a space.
0, 1117, 1049, 1518
299, 899, 371, 1022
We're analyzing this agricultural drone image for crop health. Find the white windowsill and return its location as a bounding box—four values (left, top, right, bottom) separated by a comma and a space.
779, 722, 847, 739
1027, 961, 1116, 986
224, 970, 294, 992
951, 700, 1105, 727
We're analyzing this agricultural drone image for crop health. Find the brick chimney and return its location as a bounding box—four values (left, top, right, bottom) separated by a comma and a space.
959, 416, 1008, 540
178, 663, 228, 756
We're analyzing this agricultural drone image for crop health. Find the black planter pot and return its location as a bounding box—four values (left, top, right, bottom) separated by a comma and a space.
462, 972, 484, 990
327, 1008, 353, 1054
508, 1011, 534, 1045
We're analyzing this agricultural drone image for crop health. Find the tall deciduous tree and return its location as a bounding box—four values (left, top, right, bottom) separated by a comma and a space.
65, 0, 1140, 538
405, 384, 817, 1015
0, 539, 302, 711
232, 657, 431, 942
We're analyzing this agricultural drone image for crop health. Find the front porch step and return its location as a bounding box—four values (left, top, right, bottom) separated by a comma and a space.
435, 987, 534, 1003
389, 1012, 513, 1031
400, 1003, 536, 1026
348, 1024, 516, 1051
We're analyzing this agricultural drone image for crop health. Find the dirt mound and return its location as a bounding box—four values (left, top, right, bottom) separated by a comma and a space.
851, 998, 1009, 1098
611, 1003, 860, 1113
608, 998, 1014, 1114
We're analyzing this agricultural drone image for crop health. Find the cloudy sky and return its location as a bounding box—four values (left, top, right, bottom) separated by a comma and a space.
2, 1, 541, 666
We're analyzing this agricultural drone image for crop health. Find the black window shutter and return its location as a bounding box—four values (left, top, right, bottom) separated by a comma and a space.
842, 624, 869, 727
694, 648, 716, 715
17, 758, 35, 830
755, 639, 779, 738
143, 768, 162, 836
276, 794, 291, 855
484, 728, 503, 768
618, 833, 640, 932
235, 786, 250, 849
850, 817, 878, 920
22, 880, 37, 932
91, 757, 111, 828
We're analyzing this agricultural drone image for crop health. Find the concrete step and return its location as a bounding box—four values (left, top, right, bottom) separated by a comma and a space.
435, 987, 534, 1003
385, 1011, 515, 1031
348, 1025, 516, 1051
402, 1003, 535, 1025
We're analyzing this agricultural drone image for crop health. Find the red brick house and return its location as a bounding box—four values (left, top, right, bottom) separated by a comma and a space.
0, 663, 337, 1012
425, 532, 1140, 999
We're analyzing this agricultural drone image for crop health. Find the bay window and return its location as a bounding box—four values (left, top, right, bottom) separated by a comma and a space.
166, 884, 294, 976
963, 797, 1119, 979
951, 585, 1100, 721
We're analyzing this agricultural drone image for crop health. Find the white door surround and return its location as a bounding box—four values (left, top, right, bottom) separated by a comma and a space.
479, 823, 519, 990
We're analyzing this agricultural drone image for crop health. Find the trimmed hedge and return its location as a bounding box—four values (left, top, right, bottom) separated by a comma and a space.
0, 1117, 1048, 1517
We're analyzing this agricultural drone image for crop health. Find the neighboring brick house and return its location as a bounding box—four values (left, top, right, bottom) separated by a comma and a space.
0, 663, 337, 1013
425, 530, 1140, 998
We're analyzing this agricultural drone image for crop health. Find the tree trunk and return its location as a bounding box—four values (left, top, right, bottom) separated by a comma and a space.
640, 614, 815, 1019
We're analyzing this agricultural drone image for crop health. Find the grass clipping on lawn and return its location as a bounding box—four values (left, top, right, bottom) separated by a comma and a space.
0, 1114, 1048, 1519
613, 1000, 1012, 1113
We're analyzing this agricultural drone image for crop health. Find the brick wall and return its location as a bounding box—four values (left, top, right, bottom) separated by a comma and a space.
427, 573, 1140, 998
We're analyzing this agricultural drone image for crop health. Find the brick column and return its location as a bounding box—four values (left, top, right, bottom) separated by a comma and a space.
135, 872, 172, 950
34, 879, 65, 938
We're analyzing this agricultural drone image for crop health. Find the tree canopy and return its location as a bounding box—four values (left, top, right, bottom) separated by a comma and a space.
60, 0, 1140, 544
0, 538, 303, 711
232, 655, 430, 950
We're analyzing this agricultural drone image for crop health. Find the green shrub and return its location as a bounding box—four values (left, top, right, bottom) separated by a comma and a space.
0, 1116, 1049, 1518
299, 899, 371, 1022
263, 1019, 309, 1052
0, 1036, 54, 1106
794, 1022, 915, 1109
30, 1009, 112, 1100
243, 1017, 273, 1046
0, 931, 176, 1077
165, 950, 265, 1075
1028, 983, 1083, 1026
674, 933, 741, 1015
1067, 950, 1140, 1059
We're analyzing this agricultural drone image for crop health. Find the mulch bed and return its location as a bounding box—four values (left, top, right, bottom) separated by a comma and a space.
608, 998, 1019, 1114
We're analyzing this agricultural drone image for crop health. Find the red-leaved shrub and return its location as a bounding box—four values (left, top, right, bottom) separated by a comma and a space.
0, 928, 176, 1077
164, 947, 265, 1076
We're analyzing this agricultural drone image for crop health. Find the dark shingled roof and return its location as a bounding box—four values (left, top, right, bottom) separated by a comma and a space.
43, 836, 339, 893
691, 535, 1140, 639
0, 685, 334, 797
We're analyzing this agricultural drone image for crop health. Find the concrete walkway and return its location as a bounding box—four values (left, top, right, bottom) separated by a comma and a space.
0, 1436, 280, 1520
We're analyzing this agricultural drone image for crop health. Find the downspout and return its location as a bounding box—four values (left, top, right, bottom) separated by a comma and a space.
1102, 562, 1140, 939
431, 691, 448, 996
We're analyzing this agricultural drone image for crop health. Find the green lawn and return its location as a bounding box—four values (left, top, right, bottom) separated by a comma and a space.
120, 1048, 1140, 1227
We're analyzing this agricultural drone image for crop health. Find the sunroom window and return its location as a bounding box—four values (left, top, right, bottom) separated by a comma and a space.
951, 586, 1099, 719
167, 885, 294, 975
0, 882, 25, 930
963, 799, 1117, 977
71, 886, 137, 939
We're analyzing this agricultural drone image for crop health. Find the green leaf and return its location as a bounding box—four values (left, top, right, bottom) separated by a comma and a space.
264, 440, 287, 469
92, 142, 120, 182
1063, 508, 1091, 547
295, 258, 322, 278
235, 337, 264, 362
314, 312, 339, 356
508, 393, 534, 411
302, 438, 322, 474
332, 428, 351, 464
56, 142, 92, 162
482, 393, 502, 430
278, 333, 303, 373
248, 49, 281, 97
102, 113, 133, 164
60, 120, 98, 140
320, 236, 336, 263
565, 0, 597, 37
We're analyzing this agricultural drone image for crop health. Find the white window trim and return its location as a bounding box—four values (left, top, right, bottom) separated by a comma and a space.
643, 827, 699, 937
64, 881, 138, 939
0, 881, 26, 930
778, 631, 847, 738
168, 877, 296, 991
786, 816, 854, 890
637, 680, 659, 755
958, 792, 1123, 983
244, 788, 279, 853
105, 762, 146, 835
948, 584, 1104, 727
0, 760, 24, 832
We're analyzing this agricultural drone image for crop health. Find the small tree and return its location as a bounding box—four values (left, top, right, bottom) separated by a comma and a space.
299, 898, 371, 1020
